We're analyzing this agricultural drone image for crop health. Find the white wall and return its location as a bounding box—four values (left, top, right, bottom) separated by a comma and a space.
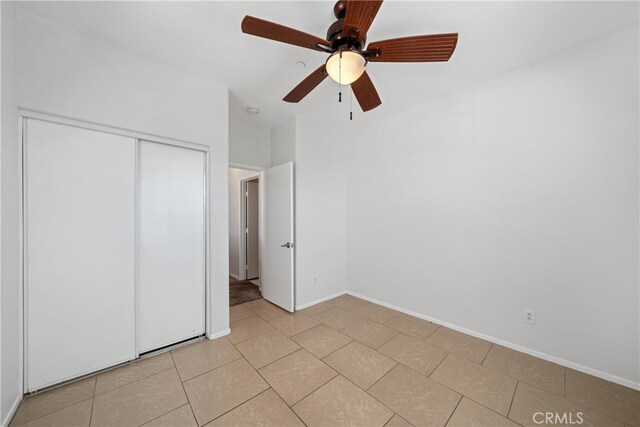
269, 115, 348, 307
16, 6, 230, 344
229, 168, 259, 279
1, 2, 21, 425
294, 116, 347, 307
346, 26, 639, 387
229, 114, 347, 306
270, 117, 295, 166
229, 118, 270, 169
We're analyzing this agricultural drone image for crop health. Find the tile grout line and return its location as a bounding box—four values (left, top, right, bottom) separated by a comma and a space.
480, 343, 494, 364
242, 299, 290, 322
250, 345, 305, 374
427, 354, 525, 420
178, 353, 244, 384
181, 355, 262, 426
441, 349, 563, 396
298, 298, 339, 316
17, 356, 180, 425
236, 327, 314, 427
286, 372, 339, 411
231, 334, 302, 372
427, 349, 452, 378
228, 317, 277, 345
139, 403, 192, 427
197, 347, 311, 427
352, 302, 403, 324
266, 315, 321, 340
507, 382, 528, 426
479, 347, 569, 399
391, 352, 481, 402
506, 379, 519, 420
288, 323, 344, 343
332, 374, 396, 423
443, 395, 464, 427
168, 351, 192, 416
94, 365, 176, 398
14, 396, 95, 427
552, 379, 633, 427
314, 304, 471, 419
364, 360, 399, 393
89, 377, 96, 426
203, 386, 273, 426
318, 338, 355, 361
505, 382, 526, 427
89, 398, 95, 427
465, 393, 525, 426
110, 355, 185, 427
377, 309, 584, 402
368, 329, 401, 351
511, 379, 631, 426
250, 359, 311, 426
301, 305, 336, 317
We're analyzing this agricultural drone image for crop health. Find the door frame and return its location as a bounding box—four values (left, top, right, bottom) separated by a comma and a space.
19, 109, 211, 392
238, 174, 260, 282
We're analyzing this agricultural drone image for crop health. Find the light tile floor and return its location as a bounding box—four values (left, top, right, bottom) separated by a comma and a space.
10, 294, 640, 427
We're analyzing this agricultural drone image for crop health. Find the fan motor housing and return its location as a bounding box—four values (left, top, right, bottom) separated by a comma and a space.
326, 1, 366, 52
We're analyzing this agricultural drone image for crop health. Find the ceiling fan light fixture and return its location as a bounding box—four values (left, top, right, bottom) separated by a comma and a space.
325, 50, 366, 85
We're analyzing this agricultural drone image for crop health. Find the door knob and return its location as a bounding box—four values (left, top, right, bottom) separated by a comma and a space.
281, 242, 293, 248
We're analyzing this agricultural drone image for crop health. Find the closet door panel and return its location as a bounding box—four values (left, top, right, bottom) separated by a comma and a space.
138, 141, 206, 353
26, 119, 136, 391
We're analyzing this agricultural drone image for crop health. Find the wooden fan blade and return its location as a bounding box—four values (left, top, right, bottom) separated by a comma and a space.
242, 15, 331, 52
342, 0, 383, 43
367, 33, 458, 62
351, 71, 381, 112
283, 65, 328, 103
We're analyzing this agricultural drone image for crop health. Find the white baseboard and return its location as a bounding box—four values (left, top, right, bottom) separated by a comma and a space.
295, 291, 348, 310
2, 394, 22, 427
229, 273, 240, 280
346, 291, 640, 391
207, 328, 231, 340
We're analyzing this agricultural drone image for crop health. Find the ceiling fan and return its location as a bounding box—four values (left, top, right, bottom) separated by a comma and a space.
241, 0, 458, 113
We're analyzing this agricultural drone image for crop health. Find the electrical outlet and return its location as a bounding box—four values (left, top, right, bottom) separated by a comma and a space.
524, 308, 536, 324
312, 276, 317, 285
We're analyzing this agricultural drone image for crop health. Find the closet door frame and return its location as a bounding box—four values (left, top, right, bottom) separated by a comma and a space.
19, 110, 211, 392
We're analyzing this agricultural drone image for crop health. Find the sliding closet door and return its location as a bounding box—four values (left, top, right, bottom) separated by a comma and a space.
26, 119, 136, 391
138, 141, 206, 353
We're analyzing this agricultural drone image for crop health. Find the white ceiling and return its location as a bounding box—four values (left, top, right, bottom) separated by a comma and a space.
16, 1, 639, 128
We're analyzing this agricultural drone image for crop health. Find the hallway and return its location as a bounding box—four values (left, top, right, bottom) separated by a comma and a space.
229, 276, 262, 306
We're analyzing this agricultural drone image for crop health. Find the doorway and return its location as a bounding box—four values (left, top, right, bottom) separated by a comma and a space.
228, 162, 295, 312
229, 168, 261, 306
244, 178, 260, 282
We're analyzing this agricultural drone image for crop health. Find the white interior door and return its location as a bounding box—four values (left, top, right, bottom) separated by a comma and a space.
259, 162, 294, 312
26, 119, 136, 391
246, 180, 259, 279
138, 141, 206, 353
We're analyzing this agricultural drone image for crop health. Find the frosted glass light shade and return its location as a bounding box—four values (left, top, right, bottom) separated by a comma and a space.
325, 50, 366, 85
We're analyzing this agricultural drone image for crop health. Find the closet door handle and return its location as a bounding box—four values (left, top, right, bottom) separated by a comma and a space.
281, 242, 293, 248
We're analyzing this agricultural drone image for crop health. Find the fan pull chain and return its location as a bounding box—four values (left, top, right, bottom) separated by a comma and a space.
338, 50, 342, 103
349, 86, 353, 120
